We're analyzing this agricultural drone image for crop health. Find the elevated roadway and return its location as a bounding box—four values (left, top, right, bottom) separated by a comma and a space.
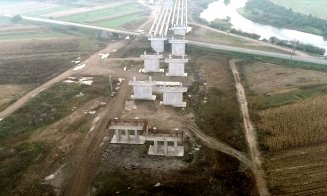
1, 13, 327, 65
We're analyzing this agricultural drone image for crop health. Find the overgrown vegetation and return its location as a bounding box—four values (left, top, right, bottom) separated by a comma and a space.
269, 36, 325, 55
186, 46, 246, 151
241, 0, 327, 39
0, 77, 109, 144
0, 142, 47, 194
248, 84, 327, 110
209, 19, 261, 40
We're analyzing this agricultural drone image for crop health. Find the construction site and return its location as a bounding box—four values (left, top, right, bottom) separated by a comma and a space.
1, 0, 327, 195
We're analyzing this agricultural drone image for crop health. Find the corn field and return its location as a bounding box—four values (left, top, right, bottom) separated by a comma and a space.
258, 95, 327, 152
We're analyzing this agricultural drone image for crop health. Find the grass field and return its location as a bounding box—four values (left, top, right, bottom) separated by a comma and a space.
94, 13, 147, 28
0, 32, 68, 41
188, 25, 293, 54
241, 62, 327, 109
185, 46, 247, 152
271, 0, 327, 20
22, 5, 74, 17
240, 58, 327, 194
0, 77, 109, 195
61, 3, 141, 23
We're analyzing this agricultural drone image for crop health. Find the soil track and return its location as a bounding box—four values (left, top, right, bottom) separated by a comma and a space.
65, 82, 131, 196
0, 41, 126, 119
187, 122, 252, 167
230, 60, 269, 196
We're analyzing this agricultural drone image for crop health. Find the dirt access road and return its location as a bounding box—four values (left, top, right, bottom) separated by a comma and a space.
230, 60, 269, 196
188, 122, 252, 167
0, 41, 127, 119
65, 82, 131, 196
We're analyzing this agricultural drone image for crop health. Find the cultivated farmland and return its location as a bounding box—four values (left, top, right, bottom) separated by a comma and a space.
258, 95, 327, 152
242, 61, 327, 195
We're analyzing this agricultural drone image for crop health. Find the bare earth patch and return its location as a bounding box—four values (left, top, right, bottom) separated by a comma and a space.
243, 62, 327, 94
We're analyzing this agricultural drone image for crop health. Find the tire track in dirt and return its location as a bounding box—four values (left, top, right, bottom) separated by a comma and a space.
65, 82, 131, 196
230, 59, 269, 196
0, 41, 126, 119
188, 123, 253, 167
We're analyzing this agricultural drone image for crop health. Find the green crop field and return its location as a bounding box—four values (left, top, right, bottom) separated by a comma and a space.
61, 3, 142, 23
271, 0, 327, 20
94, 13, 147, 28
22, 5, 74, 17
0, 32, 68, 41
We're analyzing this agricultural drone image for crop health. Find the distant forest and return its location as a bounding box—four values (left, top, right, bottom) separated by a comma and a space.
242, 0, 327, 40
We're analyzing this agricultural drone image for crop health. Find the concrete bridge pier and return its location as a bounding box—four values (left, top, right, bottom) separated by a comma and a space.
160, 85, 187, 107
128, 76, 157, 100
148, 36, 167, 53
140, 51, 163, 73
169, 37, 188, 56
171, 26, 187, 36
165, 55, 188, 77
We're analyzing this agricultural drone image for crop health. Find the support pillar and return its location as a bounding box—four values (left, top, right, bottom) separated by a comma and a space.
165, 56, 188, 77
148, 36, 167, 53
135, 129, 139, 143
164, 140, 168, 155
174, 141, 178, 154
125, 129, 130, 141
115, 129, 121, 142
154, 140, 158, 154
169, 38, 188, 56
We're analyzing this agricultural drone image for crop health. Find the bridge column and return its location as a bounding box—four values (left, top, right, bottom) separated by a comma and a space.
125, 129, 130, 141
174, 141, 178, 154
135, 129, 140, 143
115, 129, 121, 142
153, 140, 158, 154
164, 140, 168, 155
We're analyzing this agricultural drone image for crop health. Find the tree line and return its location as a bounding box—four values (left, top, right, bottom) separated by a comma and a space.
269, 37, 326, 55
243, 0, 327, 40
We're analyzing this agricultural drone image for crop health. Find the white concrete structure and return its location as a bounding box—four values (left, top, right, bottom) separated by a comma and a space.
165, 55, 188, 77
163, 0, 174, 6
140, 51, 163, 72
147, 132, 184, 156
171, 0, 188, 36
148, 36, 167, 53
129, 77, 156, 100
169, 37, 188, 56
109, 119, 147, 145
160, 85, 187, 107
148, 2, 173, 52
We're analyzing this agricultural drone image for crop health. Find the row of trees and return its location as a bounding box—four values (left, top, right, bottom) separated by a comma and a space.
209, 18, 261, 39
243, 0, 327, 40
269, 37, 326, 55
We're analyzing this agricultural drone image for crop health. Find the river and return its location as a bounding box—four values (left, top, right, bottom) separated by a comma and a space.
200, 0, 327, 55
